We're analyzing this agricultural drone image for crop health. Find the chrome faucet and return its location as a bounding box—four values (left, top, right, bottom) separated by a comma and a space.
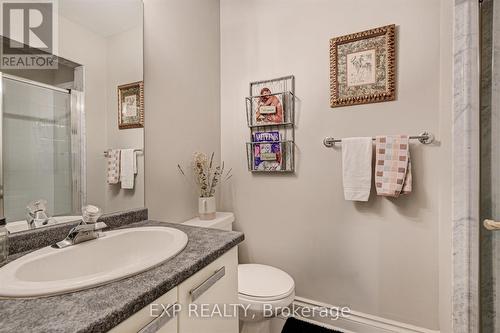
53, 221, 107, 249
53, 205, 106, 249
26, 200, 54, 229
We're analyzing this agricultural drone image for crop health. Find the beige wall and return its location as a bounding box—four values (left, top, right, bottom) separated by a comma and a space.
143, 0, 221, 222
59, 16, 107, 209
59, 17, 144, 213
438, 1, 453, 332
141, 0, 453, 329
105, 26, 145, 213
220, 0, 451, 330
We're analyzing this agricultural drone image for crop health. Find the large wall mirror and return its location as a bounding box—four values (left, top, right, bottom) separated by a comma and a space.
1, 0, 144, 233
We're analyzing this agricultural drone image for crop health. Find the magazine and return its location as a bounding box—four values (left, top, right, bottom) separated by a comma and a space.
253, 131, 282, 171
254, 87, 284, 125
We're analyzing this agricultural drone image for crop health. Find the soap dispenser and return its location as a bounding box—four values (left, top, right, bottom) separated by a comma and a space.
0, 217, 8, 264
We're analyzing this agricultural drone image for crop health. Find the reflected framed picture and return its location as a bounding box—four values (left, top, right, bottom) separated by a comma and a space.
118, 81, 144, 129
330, 24, 396, 108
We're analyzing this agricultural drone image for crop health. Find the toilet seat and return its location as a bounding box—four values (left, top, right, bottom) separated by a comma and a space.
238, 264, 295, 301
238, 290, 295, 304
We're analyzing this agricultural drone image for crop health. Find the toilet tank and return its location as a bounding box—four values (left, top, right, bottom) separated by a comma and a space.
182, 212, 235, 231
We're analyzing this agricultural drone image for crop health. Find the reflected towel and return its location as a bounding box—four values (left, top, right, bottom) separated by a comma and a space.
106, 149, 120, 184
342, 137, 373, 201
133, 151, 138, 175
120, 149, 135, 189
375, 135, 412, 197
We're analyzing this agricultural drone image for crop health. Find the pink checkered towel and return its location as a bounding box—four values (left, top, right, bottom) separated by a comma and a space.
375, 135, 412, 197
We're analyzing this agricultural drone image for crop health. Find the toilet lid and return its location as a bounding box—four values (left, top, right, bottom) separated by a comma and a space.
238, 264, 295, 298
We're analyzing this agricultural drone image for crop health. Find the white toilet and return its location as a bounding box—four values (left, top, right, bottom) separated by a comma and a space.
183, 212, 295, 333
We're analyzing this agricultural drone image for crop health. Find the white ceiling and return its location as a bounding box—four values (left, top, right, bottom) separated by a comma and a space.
59, 0, 142, 38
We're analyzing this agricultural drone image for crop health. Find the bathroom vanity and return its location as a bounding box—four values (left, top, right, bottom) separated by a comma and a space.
110, 247, 238, 333
0, 210, 244, 333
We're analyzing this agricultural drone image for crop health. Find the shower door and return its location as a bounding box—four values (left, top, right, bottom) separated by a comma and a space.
0, 73, 81, 222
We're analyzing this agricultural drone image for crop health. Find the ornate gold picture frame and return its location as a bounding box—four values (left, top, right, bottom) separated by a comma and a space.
118, 81, 144, 129
330, 24, 396, 108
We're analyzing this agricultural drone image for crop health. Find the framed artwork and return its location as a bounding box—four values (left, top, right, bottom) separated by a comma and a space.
118, 81, 144, 129
330, 24, 396, 108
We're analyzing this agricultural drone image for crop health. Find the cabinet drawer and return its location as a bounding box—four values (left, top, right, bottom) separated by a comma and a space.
109, 287, 178, 333
177, 247, 239, 333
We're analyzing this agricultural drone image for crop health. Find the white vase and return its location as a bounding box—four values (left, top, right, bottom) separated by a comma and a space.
199, 196, 216, 220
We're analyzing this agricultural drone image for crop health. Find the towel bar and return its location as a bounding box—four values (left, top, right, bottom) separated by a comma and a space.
323, 131, 434, 148
103, 149, 143, 157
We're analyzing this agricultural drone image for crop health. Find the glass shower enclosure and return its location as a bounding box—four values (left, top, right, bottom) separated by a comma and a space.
0, 72, 84, 223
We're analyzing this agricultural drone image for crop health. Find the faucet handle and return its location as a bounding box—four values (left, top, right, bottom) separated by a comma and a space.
26, 199, 48, 213
82, 205, 103, 224
26, 199, 52, 228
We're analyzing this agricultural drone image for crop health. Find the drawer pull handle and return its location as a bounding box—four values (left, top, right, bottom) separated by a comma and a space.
190, 266, 225, 302
138, 303, 178, 333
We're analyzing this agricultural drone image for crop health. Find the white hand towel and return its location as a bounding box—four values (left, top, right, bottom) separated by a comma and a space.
120, 149, 135, 189
342, 137, 373, 201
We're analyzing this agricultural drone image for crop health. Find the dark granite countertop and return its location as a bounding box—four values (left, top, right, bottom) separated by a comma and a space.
0, 220, 244, 333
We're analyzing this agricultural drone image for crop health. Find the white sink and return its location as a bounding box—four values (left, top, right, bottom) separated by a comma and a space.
0, 226, 188, 298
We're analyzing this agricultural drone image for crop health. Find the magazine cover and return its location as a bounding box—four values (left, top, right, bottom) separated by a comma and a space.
253, 87, 284, 125
253, 131, 282, 171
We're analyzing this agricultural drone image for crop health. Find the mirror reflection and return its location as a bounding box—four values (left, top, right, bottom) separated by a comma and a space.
2, 0, 144, 233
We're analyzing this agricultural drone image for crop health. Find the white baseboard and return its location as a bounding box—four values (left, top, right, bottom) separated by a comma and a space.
290, 297, 440, 333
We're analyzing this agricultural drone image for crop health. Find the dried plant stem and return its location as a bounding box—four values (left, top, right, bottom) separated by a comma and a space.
178, 152, 232, 198
177, 164, 199, 195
